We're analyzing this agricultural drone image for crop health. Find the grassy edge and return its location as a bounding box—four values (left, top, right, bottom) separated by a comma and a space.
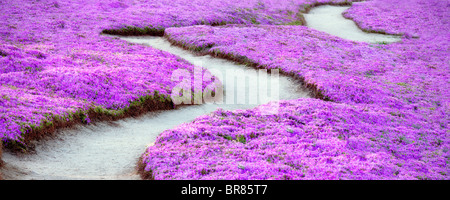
137, 155, 154, 180
101, 26, 165, 36
341, 12, 406, 37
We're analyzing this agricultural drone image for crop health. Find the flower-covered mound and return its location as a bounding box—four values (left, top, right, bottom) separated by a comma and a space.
140, 0, 449, 180
143, 99, 448, 180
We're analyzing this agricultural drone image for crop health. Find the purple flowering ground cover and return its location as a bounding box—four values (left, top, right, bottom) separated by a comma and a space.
140, 0, 450, 179
0, 0, 448, 180
143, 99, 448, 179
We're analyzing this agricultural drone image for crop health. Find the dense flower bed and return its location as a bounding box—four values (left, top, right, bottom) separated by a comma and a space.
140, 0, 449, 179
143, 99, 448, 179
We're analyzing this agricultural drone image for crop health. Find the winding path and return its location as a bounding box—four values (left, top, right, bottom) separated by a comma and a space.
0, 5, 400, 180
